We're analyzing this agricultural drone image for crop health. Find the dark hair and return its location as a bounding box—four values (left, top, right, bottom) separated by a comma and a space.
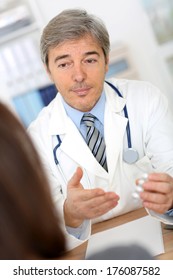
0, 103, 66, 259
40, 8, 110, 66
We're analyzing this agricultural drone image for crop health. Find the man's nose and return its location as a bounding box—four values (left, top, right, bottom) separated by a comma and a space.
72, 63, 86, 82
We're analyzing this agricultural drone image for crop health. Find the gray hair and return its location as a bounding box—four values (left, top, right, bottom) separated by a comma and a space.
40, 9, 110, 66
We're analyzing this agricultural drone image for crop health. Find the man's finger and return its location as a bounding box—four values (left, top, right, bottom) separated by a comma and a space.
67, 167, 83, 189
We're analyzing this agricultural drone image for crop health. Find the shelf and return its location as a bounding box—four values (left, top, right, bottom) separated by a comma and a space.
0, 22, 39, 45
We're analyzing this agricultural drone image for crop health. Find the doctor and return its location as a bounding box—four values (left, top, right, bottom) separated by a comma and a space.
28, 9, 173, 250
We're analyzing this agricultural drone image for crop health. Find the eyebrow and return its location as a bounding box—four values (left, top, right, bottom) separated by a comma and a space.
84, 51, 100, 57
54, 54, 69, 64
54, 51, 100, 64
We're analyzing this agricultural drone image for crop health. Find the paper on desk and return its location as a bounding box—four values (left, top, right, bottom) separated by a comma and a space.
86, 215, 164, 258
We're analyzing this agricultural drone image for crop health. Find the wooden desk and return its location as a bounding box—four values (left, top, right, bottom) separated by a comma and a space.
61, 207, 173, 260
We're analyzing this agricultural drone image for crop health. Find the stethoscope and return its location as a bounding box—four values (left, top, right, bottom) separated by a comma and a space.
53, 81, 139, 167
105, 81, 139, 164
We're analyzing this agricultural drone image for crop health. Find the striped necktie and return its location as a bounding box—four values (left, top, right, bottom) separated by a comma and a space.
82, 113, 108, 171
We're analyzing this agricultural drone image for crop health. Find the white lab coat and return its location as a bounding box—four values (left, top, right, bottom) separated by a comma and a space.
28, 78, 173, 250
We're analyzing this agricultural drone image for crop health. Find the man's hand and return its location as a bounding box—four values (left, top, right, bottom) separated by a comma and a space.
64, 167, 119, 227
139, 173, 173, 214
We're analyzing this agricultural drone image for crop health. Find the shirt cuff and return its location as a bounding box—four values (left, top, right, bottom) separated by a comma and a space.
66, 220, 89, 239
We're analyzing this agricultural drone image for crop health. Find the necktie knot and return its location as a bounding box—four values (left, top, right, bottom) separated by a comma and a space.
82, 113, 96, 127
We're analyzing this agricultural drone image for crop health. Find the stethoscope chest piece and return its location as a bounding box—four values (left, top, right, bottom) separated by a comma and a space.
123, 148, 139, 164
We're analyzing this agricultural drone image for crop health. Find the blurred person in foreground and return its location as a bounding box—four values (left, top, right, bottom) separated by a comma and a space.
0, 103, 66, 260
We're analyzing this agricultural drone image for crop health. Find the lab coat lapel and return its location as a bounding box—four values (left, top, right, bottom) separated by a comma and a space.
104, 82, 127, 185
61, 120, 109, 179
105, 112, 127, 185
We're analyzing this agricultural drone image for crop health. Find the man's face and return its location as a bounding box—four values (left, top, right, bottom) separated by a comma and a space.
46, 35, 109, 112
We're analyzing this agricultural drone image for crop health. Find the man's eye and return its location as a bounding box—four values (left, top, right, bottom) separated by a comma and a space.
57, 61, 72, 68
58, 63, 68, 68
85, 58, 97, 64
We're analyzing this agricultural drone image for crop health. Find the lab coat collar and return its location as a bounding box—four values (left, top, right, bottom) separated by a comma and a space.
104, 80, 126, 113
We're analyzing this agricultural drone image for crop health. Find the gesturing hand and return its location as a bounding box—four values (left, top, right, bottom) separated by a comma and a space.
64, 167, 119, 227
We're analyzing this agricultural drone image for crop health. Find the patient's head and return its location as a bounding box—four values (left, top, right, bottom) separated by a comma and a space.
0, 103, 66, 259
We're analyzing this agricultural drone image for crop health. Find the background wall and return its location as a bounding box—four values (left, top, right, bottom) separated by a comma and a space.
1, 0, 173, 120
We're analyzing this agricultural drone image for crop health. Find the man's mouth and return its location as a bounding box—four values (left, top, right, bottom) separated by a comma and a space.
72, 86, 91, 96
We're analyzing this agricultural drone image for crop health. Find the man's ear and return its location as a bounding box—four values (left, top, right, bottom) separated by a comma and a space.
44, 64, 54, 82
